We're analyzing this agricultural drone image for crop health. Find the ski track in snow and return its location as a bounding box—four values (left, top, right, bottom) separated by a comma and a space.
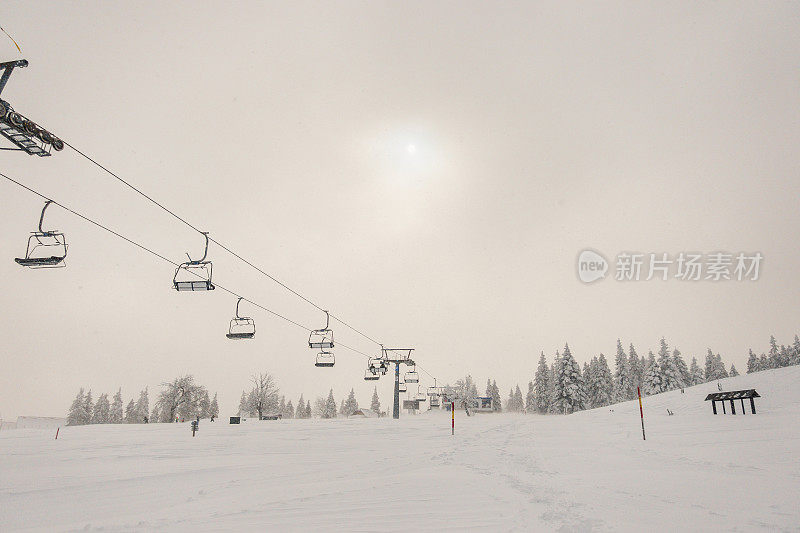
1, 367, 800, 532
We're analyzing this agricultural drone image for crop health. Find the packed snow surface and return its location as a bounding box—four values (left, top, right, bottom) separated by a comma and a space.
2, 367, 799, 532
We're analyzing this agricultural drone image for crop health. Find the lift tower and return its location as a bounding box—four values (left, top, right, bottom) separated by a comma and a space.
381, 347, 415, 419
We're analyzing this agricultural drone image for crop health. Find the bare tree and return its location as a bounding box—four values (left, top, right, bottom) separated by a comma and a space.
155, 375, 207, 422
249, 373, 279, 419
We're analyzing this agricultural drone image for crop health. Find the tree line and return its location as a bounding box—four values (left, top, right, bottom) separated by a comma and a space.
67, 375, 219, 425
489, 334, 800, 415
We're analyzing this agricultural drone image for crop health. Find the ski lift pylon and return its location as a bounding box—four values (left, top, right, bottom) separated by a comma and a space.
226, 297, 255, 339
14, 200, 68, 268
173, 231, 214, 291
308, 310, 334, 349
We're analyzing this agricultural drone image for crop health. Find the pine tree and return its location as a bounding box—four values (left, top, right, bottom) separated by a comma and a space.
125, 399, 137, 423
613, 340, 629, 402
306, 400, 312, 418
689, 357, 704, 385
713, 353, 728, 379
593, 353, 614, 407
659, 339, 683, 392
199, 391, 211, 418
551, 344, 586, 414
792, 336, 800, 366
322, 389, 337, 419
67, 388, 87, 426
627, 344, 642, 398
279, 396, 286, 417
339, 399, 345, 416
110, 388, 124, 424
343, 389, 359, 417
150, 404, 160, 423
643, 360, 663, 396
549, 350, 562, 413
490, 380, 502, 412
534, 352, 550, 414
134, 387, 149, 423
370, 387, 381, 413
297, 394, 306, 418
525, 382, 535, 413
758, 353, 768, 371
507, 388, 516, 412
513, 385, 523, 412
284, 400, 294, 419
209, 393, 220, 419
238, 391, 248, 417
92, 393, 110, 424
672, 349, 691, 388
729, 364, 739, 377
83, 390, 94, 424
746, 349, 758, 373
768, 335, 780, 368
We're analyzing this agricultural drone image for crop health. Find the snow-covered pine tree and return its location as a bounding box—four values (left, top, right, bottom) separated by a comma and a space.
209, 393, 220, 419
513, 385, 523, 412
323, 390, 337, 419
284, 400, 294, 419
238, 391, 248, 417
780, 345, 791, 367
627, 344, 642, 398
658, 339, 683, 392
551, 344, 586, 414
339, 399, 345, 416
134, 387, 149, 423
689, 357, 704, 385
534, 352, 550, 414
278, 396, 286, 417
548, 350, 562, 413
125, 399, 137, 423
525, 381, 535, 413
297, 394, 306, 418
305, 400, 312, 418
729, 364, 739, 377
644, 351, 656, 380
758, 353, 768, 371
66, 388, 86, 426
490, 380, 502, 412
704, 349, 716, 380
199, 390, 211, 418
746, 349, 758, 373
672, 349, 691, 388
150, 404, 160, 423
110, 388, 124, 424
642, 358, 663, 396
370, 387, 381, 413
768, 335, 781, 368
83, 390, 94, 424
713, 353, 728, 379
792, 336, 800, 366
507, 388, 516, 412
582, 361, 591, 407
593, 353, 614, 407
312, 397, 326, 418
92, 393, 110, 424
343, 389, 359, 417
613, 340, 629, 402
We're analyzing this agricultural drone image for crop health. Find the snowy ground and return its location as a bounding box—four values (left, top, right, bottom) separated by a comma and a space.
2, 367, 799, 532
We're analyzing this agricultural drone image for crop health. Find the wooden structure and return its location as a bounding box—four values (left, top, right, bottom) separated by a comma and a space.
704, 389, 760, 415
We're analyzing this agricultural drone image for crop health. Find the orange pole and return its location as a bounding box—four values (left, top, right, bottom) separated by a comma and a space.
637, 387, 646, 441
451, 402, 455, 435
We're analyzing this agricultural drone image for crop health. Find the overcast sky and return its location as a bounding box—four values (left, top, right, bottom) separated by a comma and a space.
1, 2, 798, 419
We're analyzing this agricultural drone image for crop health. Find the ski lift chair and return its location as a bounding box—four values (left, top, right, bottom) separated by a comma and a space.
430, 396, 440, 407
226, 297, 255, 339
15, 201, 68, 268
308, 310, 334, 349
315, 350, 335, 367
404, 368, 419, 384
398, 381, 407, 393
364, 368, 379, 381
173, 232, 215, 291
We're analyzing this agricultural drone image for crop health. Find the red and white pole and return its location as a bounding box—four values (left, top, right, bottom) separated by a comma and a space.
451, 402, 455, 435
637, 387, 646, 441
55, 427, 59, 440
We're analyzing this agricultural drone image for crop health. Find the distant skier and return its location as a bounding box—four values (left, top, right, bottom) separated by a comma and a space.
143, 415, 148, 424
210, 415, 215, 422
717, 382, 722, 391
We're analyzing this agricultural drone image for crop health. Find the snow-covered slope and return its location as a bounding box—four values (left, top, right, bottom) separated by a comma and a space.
1, 367, 798, 532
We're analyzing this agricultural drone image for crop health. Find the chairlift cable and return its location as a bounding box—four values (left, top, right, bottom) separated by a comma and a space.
64, 141, 383, 347
0, 170, 373, 358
